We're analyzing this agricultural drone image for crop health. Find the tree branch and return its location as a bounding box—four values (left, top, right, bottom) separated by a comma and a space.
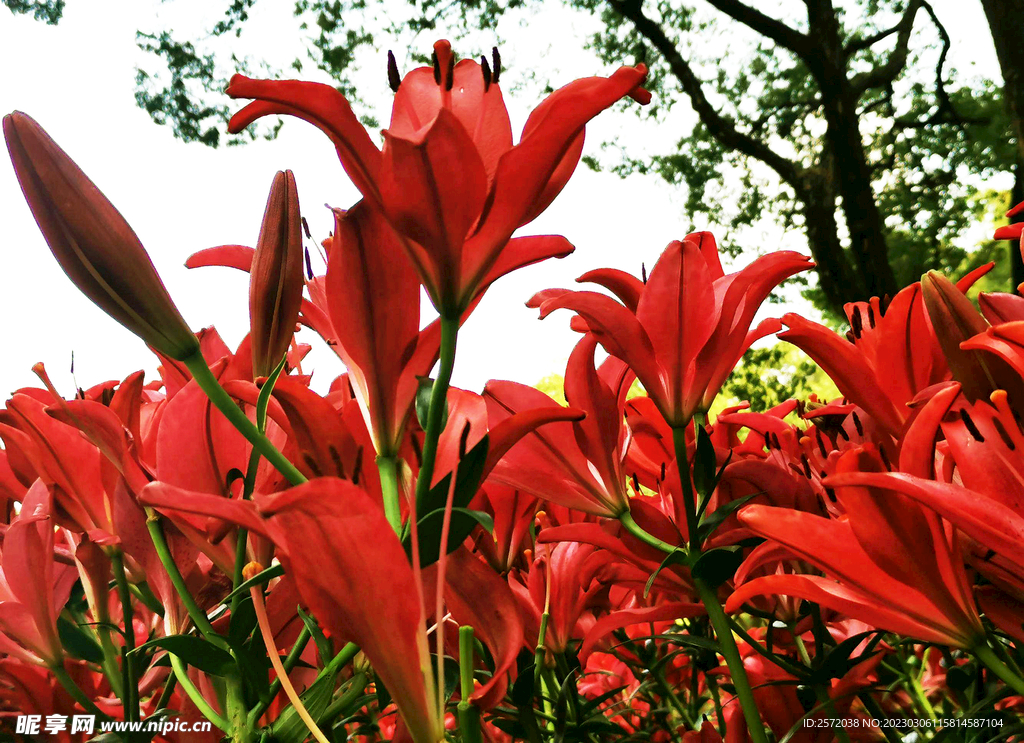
612, 0, 803, 188
849, 0, 925, 94
701, 0, 812, 60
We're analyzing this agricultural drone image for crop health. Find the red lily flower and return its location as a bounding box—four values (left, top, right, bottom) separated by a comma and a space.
538, 233, 812, 426
226, 40, 649, 315
727, 445, 983, 648
484, 333, 634, 517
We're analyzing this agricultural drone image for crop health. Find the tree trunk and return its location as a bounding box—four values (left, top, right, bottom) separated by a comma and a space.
981, 0, 1024, 292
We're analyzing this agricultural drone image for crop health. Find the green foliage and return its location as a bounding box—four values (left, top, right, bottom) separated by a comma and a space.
714, 343, 840, 415
2, 0, 63, 25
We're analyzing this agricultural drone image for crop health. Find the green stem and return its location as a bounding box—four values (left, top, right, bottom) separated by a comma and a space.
651, 664, 693, 732
458, 626, 483, 743
248, 625, 313, 725
376, 454, 403, 535
672, 425, 701, 551
973, 642, 1024, 697
618, 510, 680, 554
130, 582, 165, 616
144, 508, 224, 648
694, 577, 769, 743
169, 653, 230, 732
110, 551, 139, 723
413, 316, 459, 515
319, 672, 370, 728
231, 447, 262, 619
97, 626, 125, 700
52, 664, 110, 720
183, 351, 306, 486
670, 422, 768, 743
156, 670, 178, 711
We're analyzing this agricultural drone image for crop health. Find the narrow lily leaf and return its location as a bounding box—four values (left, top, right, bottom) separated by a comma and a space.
697, 492, 761, 543
406, 507, 495, 566
643, 549, 687, 599
131, 635, 235, 676
692, 423, 716, 499
297, 605, 332, 664
220, 563, 285, 606
690, 546, 745, 590
57, 617, 104, 664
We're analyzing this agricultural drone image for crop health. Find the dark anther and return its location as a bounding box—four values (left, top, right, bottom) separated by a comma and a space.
771, 432, 781, 450
801, 454, 813, 479
992, 415, 1015, 450
851, 411, 864, 437
880, 293, 892, 316
660, 462, 666, 481
351, 447, 363, 485
836, 426, 850, 441
641, 262, 648, 284
845, 331, 856, 343
984, 549, 997, 561
411, 434, 423, 467
70, 350, 75, 374
491, 46, 501, 83
76, 387, 86, 400
825, 487, 837, 502
763, 431, 772, 450
632, 473, 640, 493
959, 409, 985, 442
816, 429, 828, 457
328, 445, 345, 479
481, 56, 492, 91
304, 247, 313, 280
879, 446, 892, 472
302, 453, 324, 478
100, 387, 114, 406
432, 50, 441, 84
347, 377, 356, 399
446, 53, 455, 91
866, 304, 876, 329
387, 50, 401, 92
850, 307, 863, 339
301, 216, 312, 239
459, 421, 472, 459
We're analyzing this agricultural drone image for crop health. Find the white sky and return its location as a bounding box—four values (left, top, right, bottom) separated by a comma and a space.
0, 0, 1006, 398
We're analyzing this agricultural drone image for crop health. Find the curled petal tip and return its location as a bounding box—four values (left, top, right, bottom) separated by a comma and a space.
993, 224, 1024, 240
1007, 199, 1024, 218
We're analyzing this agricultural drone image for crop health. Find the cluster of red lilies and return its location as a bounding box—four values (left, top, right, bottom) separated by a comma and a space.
2, 37, 1023, 743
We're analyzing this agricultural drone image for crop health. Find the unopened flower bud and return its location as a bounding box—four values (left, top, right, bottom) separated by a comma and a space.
4, 112, 199, 360
250, 170, 303, 377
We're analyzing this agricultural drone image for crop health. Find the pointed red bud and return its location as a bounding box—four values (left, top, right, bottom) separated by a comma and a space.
250, 170, 304, 377
921, 271, 1024, 405
4, 112, 199, 360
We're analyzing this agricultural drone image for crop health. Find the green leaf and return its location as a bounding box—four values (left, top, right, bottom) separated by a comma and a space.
416, 376, 449, 432
402, 435, 492, 567
406, 507, 494, 567
220, 563, 285, 606
697, 491, 761, 543
692, 422, 716, 499
270, 665, 339, 743
131, 635, 235, 676
233, 636, 271, 705
256, 356, 287, 429
297, 606, 331, 663
691, 546, 745, 590
643, 549, 688, 599
228, 595, 257, 646
57, 617, 104, 664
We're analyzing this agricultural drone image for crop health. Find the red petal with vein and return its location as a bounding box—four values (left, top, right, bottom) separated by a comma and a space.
138, 482, 271, 539
637, 238, 716, 419
465, 65, 648, 264
778, 313, 905, 435
269, 377, 361, 481
185, 245, 254, 272
227, 77, 382, 201
442, 548, 523, 709
475, 235, 575, 295
979, 292, 1024, 323
827, 470, 1024, 568
326, 202, 421, 455
380, 108, 487, 300
576, 267, 644, 311
726, 574, 967, 647
255, 479, 440, 743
